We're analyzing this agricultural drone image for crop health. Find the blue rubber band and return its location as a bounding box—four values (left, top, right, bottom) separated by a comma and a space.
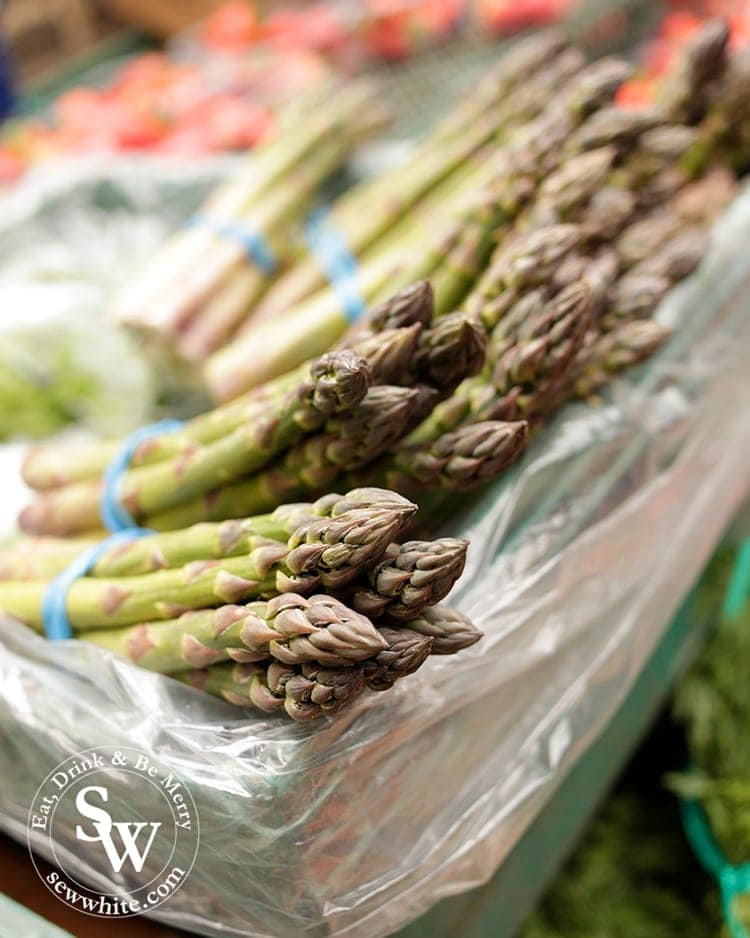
100, 419, 184, 533
188, 213, 278, 274
306, 208, 366, 324
42, 529, 153, 641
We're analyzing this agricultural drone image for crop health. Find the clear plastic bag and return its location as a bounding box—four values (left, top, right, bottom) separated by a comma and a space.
0, 184, 749, 937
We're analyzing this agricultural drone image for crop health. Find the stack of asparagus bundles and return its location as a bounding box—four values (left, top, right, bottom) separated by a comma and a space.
19, 282, 499, 534
0, 487, 482, 721
112, 81, 388, 364
16, 26, 750, 540
204, 31, 622, 400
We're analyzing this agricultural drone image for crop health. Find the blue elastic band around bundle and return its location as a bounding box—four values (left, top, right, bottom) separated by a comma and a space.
188, 213, 277, 274
101, 419, 185, 533
306, 208, 366, 324
681, 793, 750, 938
42, 529, 153, 641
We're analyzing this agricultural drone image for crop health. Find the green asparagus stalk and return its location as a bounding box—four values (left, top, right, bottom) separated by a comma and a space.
389, 604, 483, 655
83, 593, 387, 671
573, 320, 673, 399
145, 385, 426, 530
178, 658, 367, 721
19, 350, 372, 536
363, 626, 433, 691
245, 37, 582, 328
344, 538, 469, 621
1, 487, 417, 580
2, 500, 413, 629
23, 348, 371, 492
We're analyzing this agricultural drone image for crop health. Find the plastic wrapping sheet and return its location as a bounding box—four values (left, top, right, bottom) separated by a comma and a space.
0, 184, 748, 936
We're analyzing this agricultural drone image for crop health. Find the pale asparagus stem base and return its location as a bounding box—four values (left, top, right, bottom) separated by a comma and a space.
3, 500, 412, 630
82, 593, 388, 672
116, 83, 385, 342
174, 126, 391, 363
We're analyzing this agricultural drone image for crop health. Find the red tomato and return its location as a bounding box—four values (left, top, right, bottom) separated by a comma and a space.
644, 38, 676, 76
616, 77, 657, 110
659, 11, 703, 42
368, 21, 412, 59
0, 147, 25, 181
202, 1, 258, 50
478, 0, 567, 33
205, 97, 272, 150
53, 87, 105, 130
412, 0, 465, 35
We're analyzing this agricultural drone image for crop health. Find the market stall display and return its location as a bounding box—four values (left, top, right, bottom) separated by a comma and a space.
0, 12, 748, 938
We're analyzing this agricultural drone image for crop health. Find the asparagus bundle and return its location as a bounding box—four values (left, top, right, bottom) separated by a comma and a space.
22, 284, 433, 491
178, 604, 481, 719
2, 493, 416, 629
2, 483, 482, 722
241, 33, 583, 328
114, 83, 387, 359
202, 53, 630, 400
0, 488, 417, 579
20, 300, 487, 536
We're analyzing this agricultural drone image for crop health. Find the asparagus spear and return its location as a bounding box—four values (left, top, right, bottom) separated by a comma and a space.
19, 350, 373, 536
1, 488, 417, 580
178, 658, 367, 721
23, 349, 371, 492
656, 18, 730, 124
346, 280, 434, 339
83, 593, 387, 671
363, 627, 433, 691
145, 385, 426, 530
574, 320, 673, 399
466, 224, 582, 332
344, 538, 469, 621
411, 280, 592, 441
2, 501, 412, 629
389, 604, 483, 654
353, 420, 529, 497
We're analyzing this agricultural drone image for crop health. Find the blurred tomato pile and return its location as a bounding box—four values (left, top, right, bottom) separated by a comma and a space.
196, 0, 577, 62
197, 0, 464, 64
0, 39, 328, 184
617, 0, 750, 108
